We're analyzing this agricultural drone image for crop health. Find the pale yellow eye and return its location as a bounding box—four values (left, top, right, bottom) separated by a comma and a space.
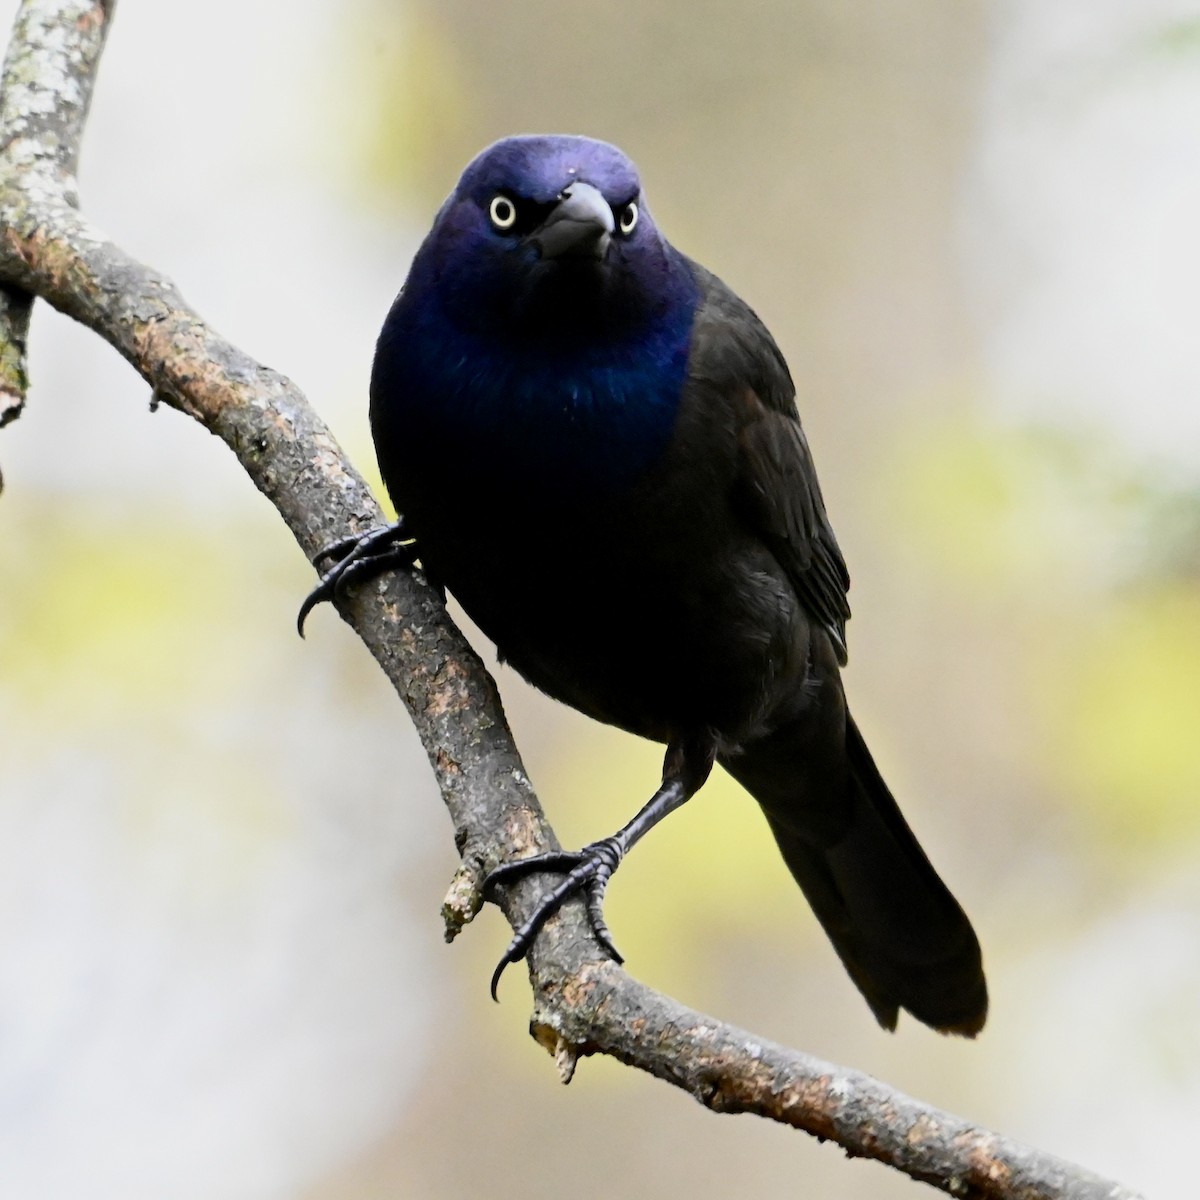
489, 194, 517, 231
618, 202, 638, 235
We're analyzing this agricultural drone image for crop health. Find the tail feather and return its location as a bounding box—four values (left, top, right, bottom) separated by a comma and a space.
724, 712, 987, 1035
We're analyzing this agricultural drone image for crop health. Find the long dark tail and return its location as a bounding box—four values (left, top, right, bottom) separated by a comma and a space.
722, 712, 987, 1035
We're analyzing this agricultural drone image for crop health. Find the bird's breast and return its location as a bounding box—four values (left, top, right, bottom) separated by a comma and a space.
368, 287, 809, 740
374, 312, 696, 506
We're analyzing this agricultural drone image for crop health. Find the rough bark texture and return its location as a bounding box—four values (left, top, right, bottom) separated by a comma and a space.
0, 0, 103, 434
0, 4, 1145, 1198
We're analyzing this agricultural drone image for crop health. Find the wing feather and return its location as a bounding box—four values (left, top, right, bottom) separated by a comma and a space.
683, 257, 852, 662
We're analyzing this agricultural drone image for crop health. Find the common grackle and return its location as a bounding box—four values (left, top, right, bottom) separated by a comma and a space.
303, 135, 987, 1035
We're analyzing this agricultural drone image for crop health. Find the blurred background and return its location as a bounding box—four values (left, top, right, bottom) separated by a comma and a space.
1, 0, 1197, 1195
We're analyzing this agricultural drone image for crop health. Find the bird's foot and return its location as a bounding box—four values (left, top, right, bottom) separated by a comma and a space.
297, 520, 416, 636
483, 837, 627, 999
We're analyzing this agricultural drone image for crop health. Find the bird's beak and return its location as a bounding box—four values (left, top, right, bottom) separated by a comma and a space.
528, 181, 614, 261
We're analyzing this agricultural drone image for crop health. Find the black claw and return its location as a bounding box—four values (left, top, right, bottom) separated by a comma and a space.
482, 839, 626, 999
296, 577, 334, 637
585, 880, 623, 962
297, 520, 415, 636
490, 943, 525, 1002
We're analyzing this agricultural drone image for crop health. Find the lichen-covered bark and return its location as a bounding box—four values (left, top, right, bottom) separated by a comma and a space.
0, 4, 1146, 1198
0, 0, 109, 429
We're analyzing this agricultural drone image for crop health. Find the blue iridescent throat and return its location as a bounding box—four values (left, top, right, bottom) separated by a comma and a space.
387, 257, 701, 499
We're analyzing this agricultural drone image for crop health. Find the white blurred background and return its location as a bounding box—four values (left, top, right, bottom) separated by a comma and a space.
2, 1, 1199, 1196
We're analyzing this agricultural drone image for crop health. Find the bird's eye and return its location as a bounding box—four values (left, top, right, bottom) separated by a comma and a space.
488, 194, 517, 231
617, 201, 639, 235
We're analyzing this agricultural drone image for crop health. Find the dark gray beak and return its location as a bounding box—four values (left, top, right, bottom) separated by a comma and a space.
529, 181, 614, 261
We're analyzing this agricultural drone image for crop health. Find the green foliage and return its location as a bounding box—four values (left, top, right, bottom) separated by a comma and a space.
1148, 18, 1200, 59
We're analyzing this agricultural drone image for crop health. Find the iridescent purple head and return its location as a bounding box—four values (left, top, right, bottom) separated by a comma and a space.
407, 134, 690, 340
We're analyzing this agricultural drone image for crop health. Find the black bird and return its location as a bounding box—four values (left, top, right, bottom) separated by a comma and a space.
303, 134, 987, 1035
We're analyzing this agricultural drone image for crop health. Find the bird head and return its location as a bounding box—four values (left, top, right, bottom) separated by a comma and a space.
408, 135, 688, 342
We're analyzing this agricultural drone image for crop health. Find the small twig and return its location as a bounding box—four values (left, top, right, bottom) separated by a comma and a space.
0, 4, 1145, 1198
0, 283, 28, 440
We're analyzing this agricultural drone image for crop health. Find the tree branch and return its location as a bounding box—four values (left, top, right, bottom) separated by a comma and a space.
0, 4, 1144, 1198
0, 0, 105, 441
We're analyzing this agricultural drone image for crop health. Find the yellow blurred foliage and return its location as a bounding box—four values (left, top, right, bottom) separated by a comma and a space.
332, 2, 475, 213
2, 517, 225, 710
890, 418, 1107, 594
0, 509, 296, 877
890, 412, 1200, 849
1035, 586, 1200, 844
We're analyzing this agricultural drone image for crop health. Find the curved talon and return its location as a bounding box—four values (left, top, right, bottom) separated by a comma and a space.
296, 576, 337, 637
489, 956, 513, 1002
297, 520, 415, 636
584, 877, 623, 962
484, 839, 626, 1000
